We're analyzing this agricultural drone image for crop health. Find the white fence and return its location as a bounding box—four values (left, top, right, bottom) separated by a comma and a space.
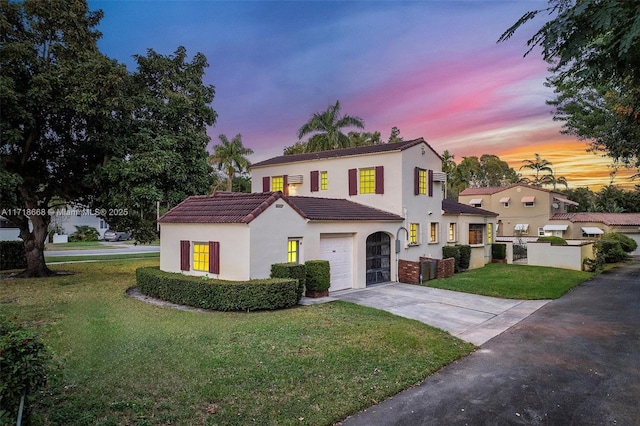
526, 241, 594, 271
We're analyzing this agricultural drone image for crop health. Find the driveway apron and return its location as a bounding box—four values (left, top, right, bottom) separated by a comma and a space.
339, 259, 640, 426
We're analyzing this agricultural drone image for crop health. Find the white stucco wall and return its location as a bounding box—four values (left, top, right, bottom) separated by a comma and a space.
527, 241, 594, 271
159, 222, 251, 280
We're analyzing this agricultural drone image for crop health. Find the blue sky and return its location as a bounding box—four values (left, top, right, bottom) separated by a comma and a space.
90, 0, 632, 188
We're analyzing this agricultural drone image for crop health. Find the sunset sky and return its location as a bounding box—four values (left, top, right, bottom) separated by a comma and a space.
91, 0, 637, 190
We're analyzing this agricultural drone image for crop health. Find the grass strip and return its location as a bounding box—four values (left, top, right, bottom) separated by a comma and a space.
45, 252, 159, 263
427, 263, 593, 299
0, 259, 473, 425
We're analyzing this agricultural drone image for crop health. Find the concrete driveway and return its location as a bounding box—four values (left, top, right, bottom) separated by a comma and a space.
339, 259, 640, 425
301, 283, 549, 346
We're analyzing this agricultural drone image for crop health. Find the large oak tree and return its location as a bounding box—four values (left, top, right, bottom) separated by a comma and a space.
0, 0, 216, 277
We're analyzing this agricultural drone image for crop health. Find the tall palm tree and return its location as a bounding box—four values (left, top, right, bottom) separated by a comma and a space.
297, 100, 364, 152
209, 133, 254, 192
519, 153, 554, 187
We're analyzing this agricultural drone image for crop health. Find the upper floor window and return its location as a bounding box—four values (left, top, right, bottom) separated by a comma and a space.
359, 168, 375, 194
469, 224, 484, 245
320, 171, 328, 190
409, 223, 419, 245
499, 197, 510, 208
521, 196, 535, 207
469, 198, 483, 208
271, 176, 284, 192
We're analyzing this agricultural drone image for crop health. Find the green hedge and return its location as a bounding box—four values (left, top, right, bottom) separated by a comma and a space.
0, 316, 53, 425
136, 267, 299, 311
457, 245, 471, 270
0, 241, 26, 271
304, 260, 330, 292
442, 245, 461, 272
491, 243, 507, 260
271, 263, 306, 301
537, 236, 568, 245
602, 232, 638, 253
594, 240, 627, 263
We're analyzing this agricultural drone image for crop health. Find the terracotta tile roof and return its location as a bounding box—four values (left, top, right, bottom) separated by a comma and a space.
442, 199, 498, 216
288, 196, 404, 221
158, 192, 287, 224
251, 138, 441, 168
159, 192, 404, 224
550, 212, 640, 226
459, 184, 568, 197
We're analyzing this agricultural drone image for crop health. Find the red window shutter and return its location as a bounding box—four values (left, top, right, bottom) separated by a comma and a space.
283, 175, 288, 195
262, 176, 270, 192
414, 167, 420, 196
180, 240, 190, 271
310, 170, 319, 192
209, 241, 220, 274
428, 169, 434, 197
375, 166, 384, 194
348, 169, 357, 195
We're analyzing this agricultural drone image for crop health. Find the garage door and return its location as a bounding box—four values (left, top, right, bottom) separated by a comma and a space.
319, 235, 353, 291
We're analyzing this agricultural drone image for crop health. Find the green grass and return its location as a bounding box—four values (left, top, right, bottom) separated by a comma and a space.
427, 263, 594, 299
0, 259, 473, 425
45, 252, 159, 263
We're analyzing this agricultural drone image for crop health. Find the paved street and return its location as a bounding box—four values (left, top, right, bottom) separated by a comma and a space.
339, 259, 640, 426
45, 241, 159, 258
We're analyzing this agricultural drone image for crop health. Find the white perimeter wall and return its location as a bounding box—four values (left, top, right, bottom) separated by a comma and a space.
527, 241, 594, 271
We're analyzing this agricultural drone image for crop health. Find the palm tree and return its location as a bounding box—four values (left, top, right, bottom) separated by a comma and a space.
209, 133, 254, 192
297, 100, 364, 152
519, 153, 554, 187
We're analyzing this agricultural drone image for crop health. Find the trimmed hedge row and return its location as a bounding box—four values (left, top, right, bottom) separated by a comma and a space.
491, 243, 507, 260
0, 241, 26, 271
136, 267, 299, 311
304, 260, 330, 293
270, 263, 306, 300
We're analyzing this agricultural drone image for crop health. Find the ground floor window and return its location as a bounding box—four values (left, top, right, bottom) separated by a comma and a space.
409, 223, 419, 244
487, 223, 493, 244
448, 223, 457, 242
430, 223, 438, 243
287, 239, 300, 263
469, 224, 484, 245
193, 242, 209, 271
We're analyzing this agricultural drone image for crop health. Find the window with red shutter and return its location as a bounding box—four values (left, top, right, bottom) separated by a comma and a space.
428, 169, 434, 197
310, 170, 319, 192
348, 168, 357, 195
180, 240, 190, 271
414, 167, 420, 196
262, 176, 270, 192
209, 241, 220, 274
375, 166, 384, 194
283, 175, 289, 196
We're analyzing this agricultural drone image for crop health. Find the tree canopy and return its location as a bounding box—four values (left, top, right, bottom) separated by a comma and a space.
0, 0, 217, 276
209, 134, 253, 192
499, 0, 640, 171
297, 100, 364, 152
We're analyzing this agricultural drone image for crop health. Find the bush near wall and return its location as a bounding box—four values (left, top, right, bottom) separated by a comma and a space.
270, 263, 306, 301
594, 240, 627, 263
537, 236, 568, 245
0, 316, 53, 425
457, 245, 471, 270
491, 243, 507, 260
136, 267, 299, 311
0, 241, 26, 271
442, 246, 461, 272
304, 260, 330, 294
602, 232, 638, 253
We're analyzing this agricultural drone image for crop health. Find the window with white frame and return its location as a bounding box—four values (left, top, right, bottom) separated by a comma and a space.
409, 223, 419, 245
448, 223, 457, 242
430, 223, 438, 243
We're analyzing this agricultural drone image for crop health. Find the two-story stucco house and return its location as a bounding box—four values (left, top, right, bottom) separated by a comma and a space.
458, 184, 579, 238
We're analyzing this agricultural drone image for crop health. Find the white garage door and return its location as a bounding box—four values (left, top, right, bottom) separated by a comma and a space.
319, 235, 353, 291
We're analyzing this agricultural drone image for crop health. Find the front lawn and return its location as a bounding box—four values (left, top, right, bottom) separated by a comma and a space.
427, 263, 594, 299
0, 259, 473, 425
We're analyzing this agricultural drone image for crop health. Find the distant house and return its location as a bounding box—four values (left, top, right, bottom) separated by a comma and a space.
458, 184, 579, 239
550, 212, 640, 254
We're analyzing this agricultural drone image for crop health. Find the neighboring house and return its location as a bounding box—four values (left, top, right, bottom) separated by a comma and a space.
441, 199, 499, 269
458, 184, 579, 238
550, 212, 640, 254
0, 216, 20, 241
160, 138, 497, 290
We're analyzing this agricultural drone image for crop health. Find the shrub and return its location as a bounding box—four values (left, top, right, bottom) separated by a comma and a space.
69, 225, 99, 242
304, 260, 330, 293
537, 236, 568, 245
593, 240, 627, 263
457, 245, 471, 270
491, 243, 507, 260
602, 232, 638, 253
136, 267, 299, 311
0, 316, 53, 425
271, 263, 306, 302
0, 241, 26, 271
442, 245, 461, 272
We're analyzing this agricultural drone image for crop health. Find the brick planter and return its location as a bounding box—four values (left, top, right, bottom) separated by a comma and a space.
305, 290, 329, 298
